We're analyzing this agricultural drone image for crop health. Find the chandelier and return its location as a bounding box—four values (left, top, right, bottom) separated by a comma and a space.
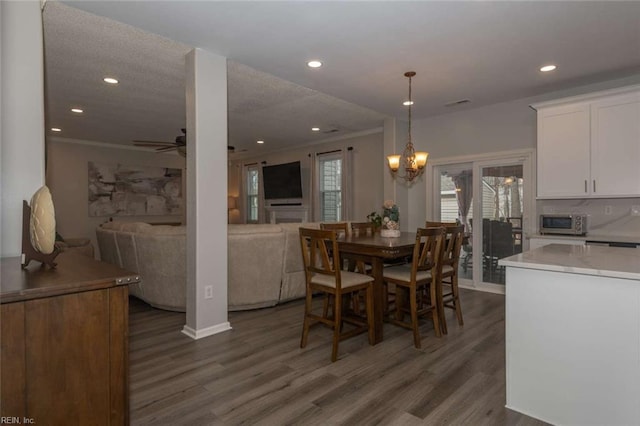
387, 71, 428, 183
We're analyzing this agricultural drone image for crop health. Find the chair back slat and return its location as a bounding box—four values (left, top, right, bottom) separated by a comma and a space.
412, 227, 445, 280
426, 222, 465, 269
442, 225, 465, 268
299, 227, 342, 289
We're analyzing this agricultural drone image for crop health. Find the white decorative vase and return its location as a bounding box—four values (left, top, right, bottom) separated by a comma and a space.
380, 229, 401, 238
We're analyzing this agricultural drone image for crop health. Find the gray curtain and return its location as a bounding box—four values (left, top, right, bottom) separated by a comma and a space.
453, 170, 472, 232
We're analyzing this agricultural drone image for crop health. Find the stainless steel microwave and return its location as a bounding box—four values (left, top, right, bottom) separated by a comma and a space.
540, 214, 587, 236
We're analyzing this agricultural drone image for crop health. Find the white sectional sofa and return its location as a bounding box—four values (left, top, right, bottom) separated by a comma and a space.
96, 221, 320, 312
97, 221, 186, 311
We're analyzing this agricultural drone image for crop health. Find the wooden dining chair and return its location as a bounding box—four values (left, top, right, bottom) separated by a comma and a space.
383, 227, 445, 348
349, 221, 375, 237
344, 222, 376, 314
299, 228, 375, 362
427, 222, 465, 334
320, 222, 350, 316
319, 222, 349, 237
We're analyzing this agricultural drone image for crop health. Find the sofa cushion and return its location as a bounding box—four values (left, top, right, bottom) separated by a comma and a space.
144, 225, 186, 235
101, 221, 152, 233
228, 224, 282, 235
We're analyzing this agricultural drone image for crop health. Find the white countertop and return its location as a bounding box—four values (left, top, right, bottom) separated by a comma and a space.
499, 243, 640, 281
530, 233, 640, 244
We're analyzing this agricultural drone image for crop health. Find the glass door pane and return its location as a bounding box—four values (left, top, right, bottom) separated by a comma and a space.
437, 163, 473, 281
480, 164, 524, 285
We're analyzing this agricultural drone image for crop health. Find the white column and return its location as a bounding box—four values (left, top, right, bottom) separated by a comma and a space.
0, 1, 46, 257
183, 48, 231, 339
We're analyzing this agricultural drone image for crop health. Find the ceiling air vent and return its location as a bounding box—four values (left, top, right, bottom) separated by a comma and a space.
444, 99, 471, 107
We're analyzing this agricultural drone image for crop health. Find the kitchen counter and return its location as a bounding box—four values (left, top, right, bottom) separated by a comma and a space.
502, 243, 640, 425
499, 243, 640, 280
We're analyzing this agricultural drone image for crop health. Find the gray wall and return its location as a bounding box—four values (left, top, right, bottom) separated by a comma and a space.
403, 74, 640, 232
47, 75, 640, 248
46, 138, 186, 255
228, 130, 384, 224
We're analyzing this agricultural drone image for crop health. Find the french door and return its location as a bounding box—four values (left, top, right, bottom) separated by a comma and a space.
433, 151, 533, 293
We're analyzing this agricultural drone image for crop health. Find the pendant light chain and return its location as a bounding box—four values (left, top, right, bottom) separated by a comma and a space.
385, 71, 429, 183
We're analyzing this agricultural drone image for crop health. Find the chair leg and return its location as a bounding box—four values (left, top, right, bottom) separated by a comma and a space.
395, 286, 406, 322
331, 294, 342, 362
409, 286, 421, 349
366, 286, 375, 345
351, 291, 361, 315
300, 290, 314, 348
430, 283, 442, 338
437, 278, 448, 336
452, 276, 464, 326
322, 294, 331, 319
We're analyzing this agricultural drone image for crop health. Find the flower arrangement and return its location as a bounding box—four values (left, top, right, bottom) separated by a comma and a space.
380, 200, 400, 237
382, 200, 400, 232
366, 211, 382, 229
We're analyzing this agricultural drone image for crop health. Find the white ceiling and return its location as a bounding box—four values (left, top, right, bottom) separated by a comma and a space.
45, 1, 640, 156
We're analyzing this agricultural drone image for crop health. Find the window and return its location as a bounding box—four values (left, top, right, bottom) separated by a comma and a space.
318, 153, 342, 222
246, 165, 259, 223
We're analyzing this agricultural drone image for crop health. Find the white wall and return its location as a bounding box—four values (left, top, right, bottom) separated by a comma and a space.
1, 1, 46, 257
46, 138, 186, 255
229, 130, 384, 224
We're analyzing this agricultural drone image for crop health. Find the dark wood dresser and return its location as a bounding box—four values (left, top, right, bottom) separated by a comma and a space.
1, 252, 140, 425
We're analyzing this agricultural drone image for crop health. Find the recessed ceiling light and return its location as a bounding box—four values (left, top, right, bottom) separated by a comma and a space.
71, 108, 84, 113
51, 127, 62, 132
307, 60, 322, 68
311, 127, 320, 132
403, 101, 414, 106
257, 140, 264, 144
103, 77, 119, 84
540, 64, 557, 72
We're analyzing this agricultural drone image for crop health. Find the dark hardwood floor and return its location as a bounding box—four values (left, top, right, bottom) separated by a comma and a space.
129, 289, 548, 425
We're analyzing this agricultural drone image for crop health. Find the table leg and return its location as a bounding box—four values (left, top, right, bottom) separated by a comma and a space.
371, 258, 384, 344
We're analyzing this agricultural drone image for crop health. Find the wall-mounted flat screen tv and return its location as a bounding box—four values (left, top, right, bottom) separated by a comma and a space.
262, 161, 303, 200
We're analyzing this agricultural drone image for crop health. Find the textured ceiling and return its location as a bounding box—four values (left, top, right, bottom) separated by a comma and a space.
45, 1, 640, 156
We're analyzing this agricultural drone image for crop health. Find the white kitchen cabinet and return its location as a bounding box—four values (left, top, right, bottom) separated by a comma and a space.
533, 85, 640, 199
590, 91, 640, 196
536, 103, 591, 197
529, 237, 585, 250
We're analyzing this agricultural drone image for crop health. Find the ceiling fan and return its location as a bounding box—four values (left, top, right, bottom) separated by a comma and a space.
133, 128, 187, 156
133, 129, 238, 156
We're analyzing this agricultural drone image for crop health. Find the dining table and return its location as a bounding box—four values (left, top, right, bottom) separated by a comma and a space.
337, 231, 417, 344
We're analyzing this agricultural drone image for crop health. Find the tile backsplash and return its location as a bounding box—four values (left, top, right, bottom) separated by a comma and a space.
537, 198, 640, 237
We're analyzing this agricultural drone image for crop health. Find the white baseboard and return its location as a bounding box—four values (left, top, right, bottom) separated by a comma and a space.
181, 321, 232, 340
